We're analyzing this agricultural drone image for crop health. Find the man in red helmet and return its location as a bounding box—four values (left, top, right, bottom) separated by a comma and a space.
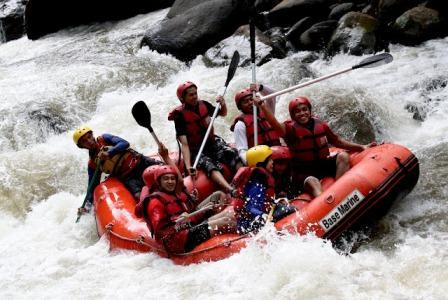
168, 81, 243, 194
135, 162, 236, 254
231, 84, 281, 164
255, 96, 375, 197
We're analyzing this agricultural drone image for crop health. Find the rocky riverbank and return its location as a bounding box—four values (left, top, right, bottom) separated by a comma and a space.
1, 0, 447, 62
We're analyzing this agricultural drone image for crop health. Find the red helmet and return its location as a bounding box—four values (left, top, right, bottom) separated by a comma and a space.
142, 165, 163, 188
234, 88, 253, 109
176, 81, 197, 102
154, 165, 177, 183
270, 146, 291, 161
288, 96, 311, 118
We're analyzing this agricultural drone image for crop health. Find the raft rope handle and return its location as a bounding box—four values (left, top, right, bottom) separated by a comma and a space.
104, 222, 249, 257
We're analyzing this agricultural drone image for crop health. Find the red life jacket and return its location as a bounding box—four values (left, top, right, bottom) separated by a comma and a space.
168, 101, 213, 152
230, 112, 281, 148
136, 189, 192, 232
231, 166, 275, 213
284, 118, 330, 164
87, 136, 141, 178
135, 188, 194, 254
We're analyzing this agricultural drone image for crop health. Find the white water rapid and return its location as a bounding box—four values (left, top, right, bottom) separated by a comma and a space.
1, 8, 447, 299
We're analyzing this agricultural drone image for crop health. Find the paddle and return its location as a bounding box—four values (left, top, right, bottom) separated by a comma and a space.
191, 50, 240, 170
259, 53, 394, 101
250, 17, 258, 146
76, 161, 101, 223
132, 100, 162, 147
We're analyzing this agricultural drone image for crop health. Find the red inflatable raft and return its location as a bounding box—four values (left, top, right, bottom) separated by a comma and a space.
94, 143, 419, 265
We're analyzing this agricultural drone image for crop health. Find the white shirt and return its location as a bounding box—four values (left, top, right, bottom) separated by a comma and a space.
233, 85, 277, 164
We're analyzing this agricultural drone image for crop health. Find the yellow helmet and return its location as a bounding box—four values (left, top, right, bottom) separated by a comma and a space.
246, 145, 273, 167
73, 126, 92, 146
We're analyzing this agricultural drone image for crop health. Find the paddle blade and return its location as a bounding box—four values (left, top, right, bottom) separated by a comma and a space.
132, 100, 153, 132
353, 53, 393, 69
224, 51, 240, 87
250, 19, 256, 64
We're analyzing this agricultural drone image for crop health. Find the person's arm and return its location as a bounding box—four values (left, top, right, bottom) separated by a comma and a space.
325, 124, 372, 152
158, 143, 184, 193
233, 121, 248, 164
101, 134, 129, 156
254, 97, 286, 136
178, 135, 195, 175
84, 165, 95, 207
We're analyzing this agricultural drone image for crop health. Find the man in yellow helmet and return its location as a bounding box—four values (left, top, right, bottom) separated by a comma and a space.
73, 126, 162, 212
230, 145, 277, 234
230, 145, 297, 234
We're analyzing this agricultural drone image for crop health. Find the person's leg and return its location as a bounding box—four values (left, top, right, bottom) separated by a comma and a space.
213, 136, 243, 172
197, 154, 233, 193
211, 171, 233, 193
208, 208, 237, 235
335, 152, 350, 179
196, 191, 228, 210
122, 176, 144, 202
303, 176, 322, 198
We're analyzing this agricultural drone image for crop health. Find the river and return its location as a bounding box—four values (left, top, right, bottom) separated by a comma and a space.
0, 8, 447, 299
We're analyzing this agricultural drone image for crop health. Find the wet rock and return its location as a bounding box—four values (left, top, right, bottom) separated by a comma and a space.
405, 102, 426, 121
168, 0, 281, 19
141, 0, 249, 62
262, 26, 288, 60
299, 20, 337, 50
0, 0, 26, 42
254, 0, 283, 12
25, 0, 174, 40
267, 0, 334, 27
203, 24, 284, 67
328, 12, 379, 55
376, 0, 423, 22
166, 0, 212, 19
328, 2, 355, 20
391, 6, 445, 45
285, 16, 315, 47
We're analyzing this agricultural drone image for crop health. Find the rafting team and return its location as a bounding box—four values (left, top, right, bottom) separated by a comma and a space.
73, 81, 375, 254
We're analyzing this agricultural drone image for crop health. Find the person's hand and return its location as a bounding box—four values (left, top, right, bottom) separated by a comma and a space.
216, 95, 225, 107
191, 188, 199, 200
250, 83, 258, 92
250, 83, 263, 92
361, 141, 377, 151
158, 143, 169, 159
174, 212, 191, 231
253, 96, 264, 108
188, 167, 197, 178
98, 149, 110, 161
78, 206, 89, 215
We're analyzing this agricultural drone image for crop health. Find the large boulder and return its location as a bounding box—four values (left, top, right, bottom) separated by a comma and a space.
299, 20, 337, 50
285, 16, 316, 47
25, 0, 174, 40
203, 25, 276, 67
141, 0, 250, 62
391, 6, 445, 45
166, 0, 213, 18
167, 0, 281, 19
328, 2, 355, 20
267, 0, 336, 27
328, 12, 379, 55
0, 0, 26, 42
376, 0, 424, 21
